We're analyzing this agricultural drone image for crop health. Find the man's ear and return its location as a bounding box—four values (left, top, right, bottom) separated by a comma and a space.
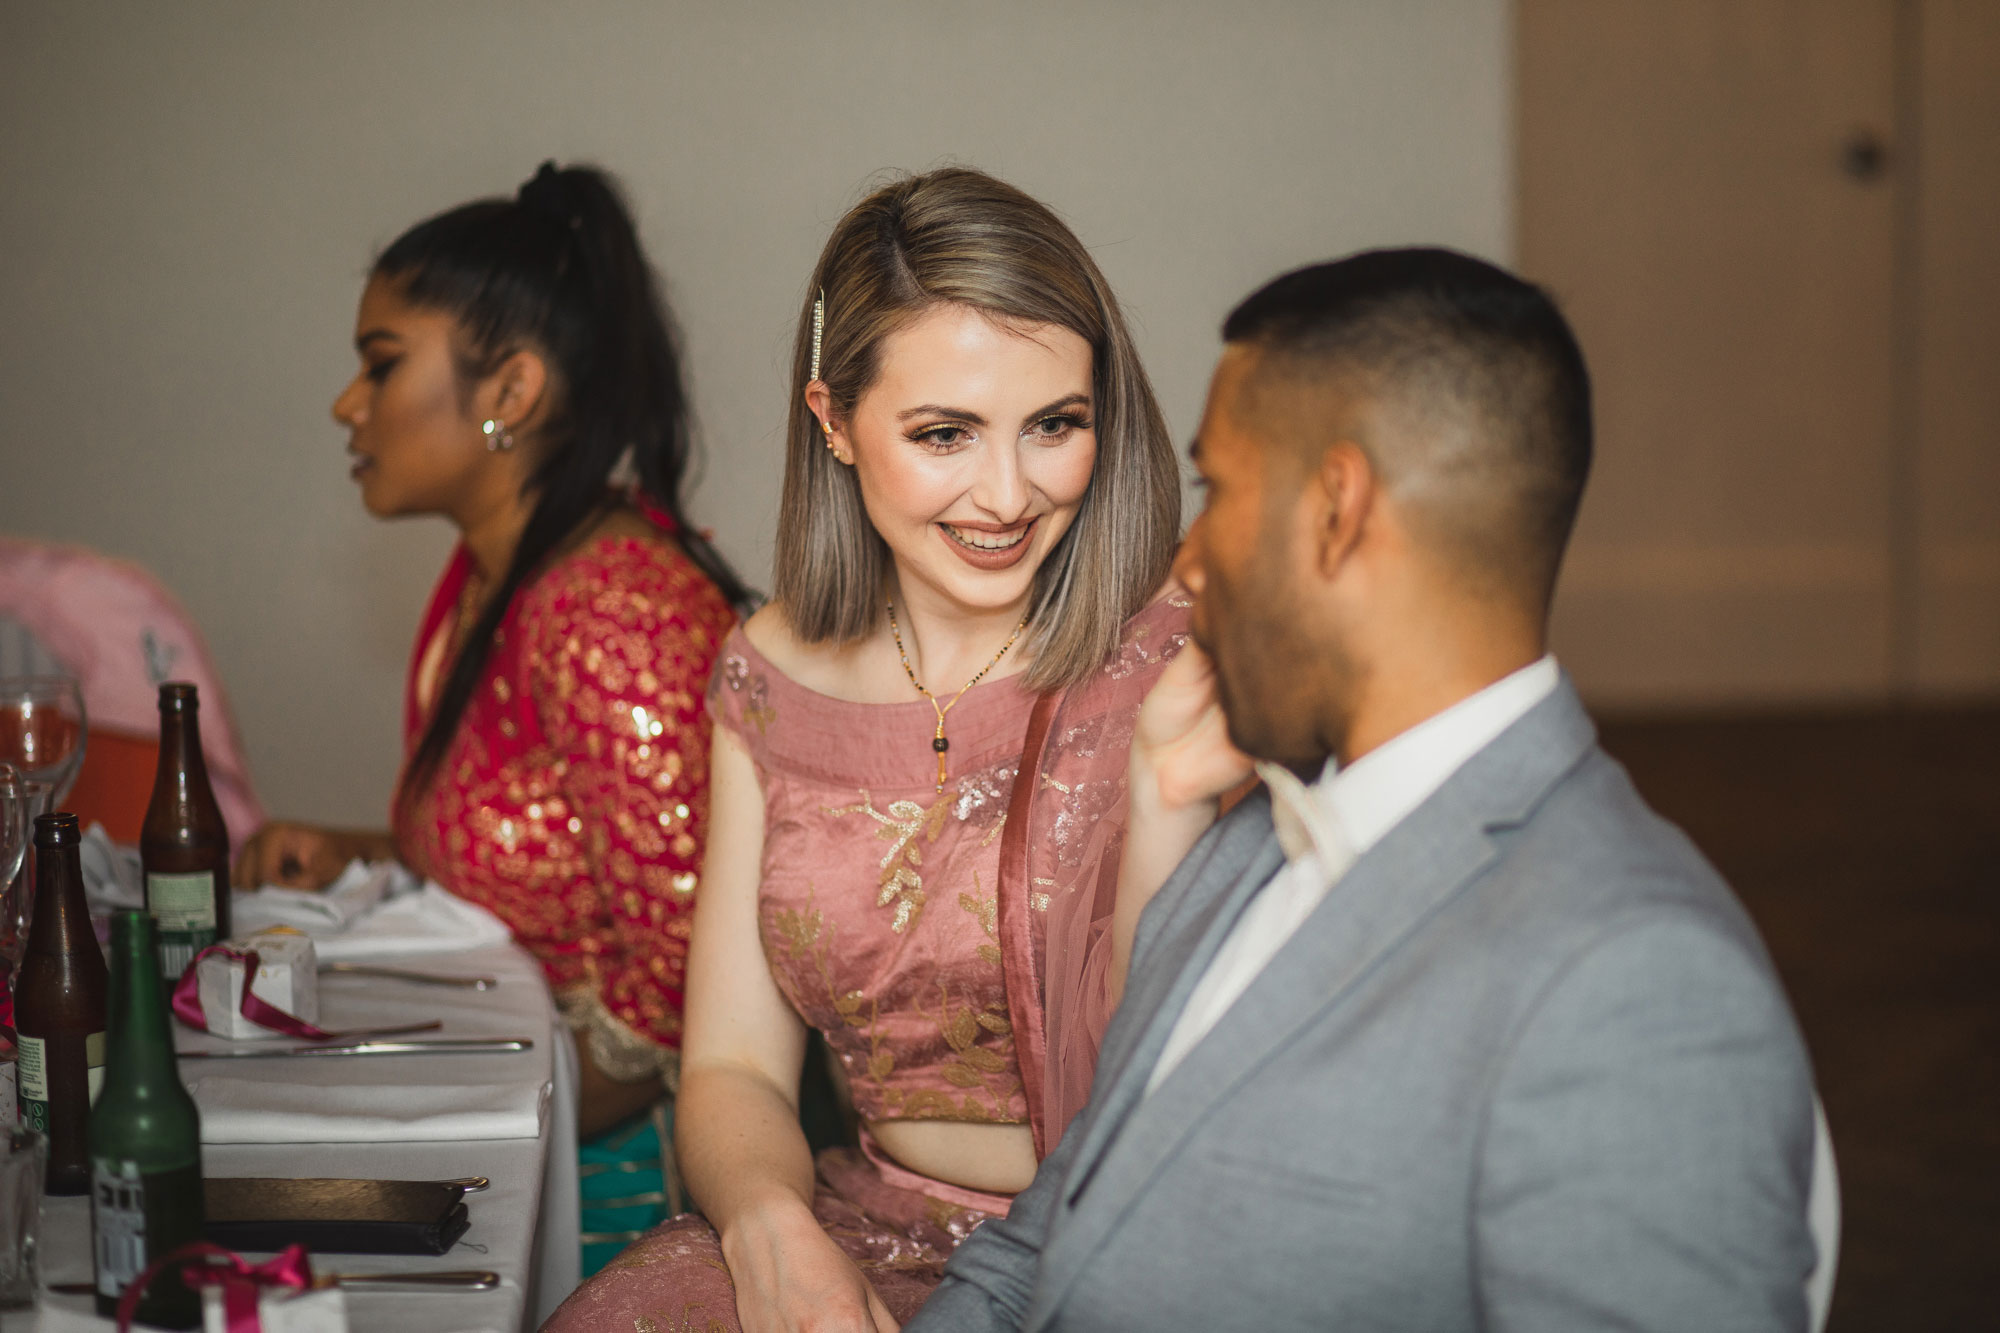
1313, 440, 1375, 578
486, 349, 550, 430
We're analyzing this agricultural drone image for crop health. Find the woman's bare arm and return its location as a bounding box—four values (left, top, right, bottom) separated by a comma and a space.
676, 724, 899, 1332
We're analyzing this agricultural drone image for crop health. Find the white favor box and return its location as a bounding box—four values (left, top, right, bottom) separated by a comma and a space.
196, 931, 320, 1039
202, 1282, 348, 1332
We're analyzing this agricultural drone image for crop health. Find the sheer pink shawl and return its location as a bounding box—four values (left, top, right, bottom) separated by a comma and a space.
1000, 591, 1190, 1155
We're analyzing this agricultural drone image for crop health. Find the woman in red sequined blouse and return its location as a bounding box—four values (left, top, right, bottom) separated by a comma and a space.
234, 164, 749, 1138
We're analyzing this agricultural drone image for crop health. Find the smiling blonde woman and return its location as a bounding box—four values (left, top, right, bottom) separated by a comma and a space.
545, 169, 1210, 1331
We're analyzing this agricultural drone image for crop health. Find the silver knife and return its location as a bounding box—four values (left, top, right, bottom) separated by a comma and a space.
60, 1268, 507, 1297
180, 1037, 533, 1059
320, 962, 499, 990
322, 1269, 502, 1291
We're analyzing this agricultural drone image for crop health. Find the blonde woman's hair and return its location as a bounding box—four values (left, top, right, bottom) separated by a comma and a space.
775, 167, 1181, 691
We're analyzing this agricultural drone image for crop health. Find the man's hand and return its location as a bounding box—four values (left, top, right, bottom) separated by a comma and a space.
232, 822, 392, 890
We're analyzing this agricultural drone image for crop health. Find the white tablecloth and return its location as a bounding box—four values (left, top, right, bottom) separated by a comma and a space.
18, 943, 582, 1332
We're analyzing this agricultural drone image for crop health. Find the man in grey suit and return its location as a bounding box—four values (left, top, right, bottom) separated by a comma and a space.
910, 248, 1819, 1331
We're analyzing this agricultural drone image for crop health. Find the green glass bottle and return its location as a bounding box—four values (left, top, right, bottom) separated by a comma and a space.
88, 910, 204, 1329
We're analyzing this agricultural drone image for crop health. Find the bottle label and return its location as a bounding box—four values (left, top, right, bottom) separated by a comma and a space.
147, 871, 219, 980
16, 1035, 46, 1132
90, 1157, 204, 1315
87, 1030, 105, 1105
15, 1030, 107, 1128
92, 1159, 148, 1299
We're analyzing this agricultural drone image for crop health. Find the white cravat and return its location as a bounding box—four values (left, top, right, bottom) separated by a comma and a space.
1144, 656, 1561, 1094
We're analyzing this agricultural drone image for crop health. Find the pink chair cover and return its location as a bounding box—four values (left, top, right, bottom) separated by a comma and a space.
0, 536, 265, 852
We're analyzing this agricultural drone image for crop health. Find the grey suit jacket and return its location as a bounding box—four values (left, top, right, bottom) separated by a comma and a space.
911, 679, 1817, 1332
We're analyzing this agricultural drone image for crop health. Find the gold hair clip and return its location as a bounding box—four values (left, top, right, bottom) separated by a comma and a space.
810, 290, 825, 382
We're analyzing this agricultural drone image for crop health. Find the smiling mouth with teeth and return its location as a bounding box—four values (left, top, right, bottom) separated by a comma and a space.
940, 523, 1030, 551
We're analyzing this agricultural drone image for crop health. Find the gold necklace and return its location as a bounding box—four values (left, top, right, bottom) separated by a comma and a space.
887, 599, 1029, 792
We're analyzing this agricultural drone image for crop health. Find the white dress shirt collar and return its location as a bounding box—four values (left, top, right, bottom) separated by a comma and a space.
1144, 655, 1563, 1096
1256, 655, 1562, 867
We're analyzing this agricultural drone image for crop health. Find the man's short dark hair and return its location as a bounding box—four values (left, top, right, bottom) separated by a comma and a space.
1223, 247, 1592, 609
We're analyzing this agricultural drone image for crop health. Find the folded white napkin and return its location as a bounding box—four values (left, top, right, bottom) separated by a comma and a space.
232, 858, 402, 933
186, 1069, 547, 1144
232, 861, 512, 960
178, 943, 553, 1145
79, 821, 144, 912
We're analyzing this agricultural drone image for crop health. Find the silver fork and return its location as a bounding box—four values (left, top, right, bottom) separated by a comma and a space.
319, 962, 498, 990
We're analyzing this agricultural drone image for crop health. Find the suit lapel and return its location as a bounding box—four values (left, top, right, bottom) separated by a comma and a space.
1029, 680, 1599, 1326
1061, 825, 1287, 1198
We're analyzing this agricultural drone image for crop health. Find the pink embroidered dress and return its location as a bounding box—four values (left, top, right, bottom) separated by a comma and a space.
545, 591, 1191, 1329
394, 521, 736, 1079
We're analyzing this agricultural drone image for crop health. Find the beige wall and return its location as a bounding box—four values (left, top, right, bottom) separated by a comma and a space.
0, 1, 1514, 824
1519, 0, 2000, 708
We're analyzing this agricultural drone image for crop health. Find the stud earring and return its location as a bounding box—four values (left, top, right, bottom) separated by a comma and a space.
822, 421, 835, 449
482, 419, 514, 452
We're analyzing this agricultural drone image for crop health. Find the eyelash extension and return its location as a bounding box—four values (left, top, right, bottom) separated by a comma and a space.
911, 422, 972, 451
910, 413, 1093, 451
1033, 413, 1091, 437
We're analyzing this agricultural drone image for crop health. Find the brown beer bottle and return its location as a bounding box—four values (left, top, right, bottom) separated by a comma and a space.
14, 811, 110, 1194
140, 683, 231, 983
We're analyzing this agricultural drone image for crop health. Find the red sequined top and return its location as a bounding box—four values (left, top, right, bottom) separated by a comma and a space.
393, 523, 735, 1063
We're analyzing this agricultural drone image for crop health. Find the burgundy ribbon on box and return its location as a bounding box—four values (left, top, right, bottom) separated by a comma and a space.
172, 943, 438, 1041
116, 1240, 314, 1333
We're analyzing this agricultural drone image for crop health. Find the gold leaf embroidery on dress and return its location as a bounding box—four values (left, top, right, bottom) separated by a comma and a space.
904, 979, 1018, 1117
959, 878, 1002, 967
632, 1307, 732, 1333
823, 788, 954, 934
744, 677, 776, 735
767, 894, 832, 989
766, 891, 896, 1093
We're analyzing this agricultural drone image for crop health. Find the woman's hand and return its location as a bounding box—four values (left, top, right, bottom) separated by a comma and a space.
722, 1201, 900, 1333
232, 822, 394, 891
1109, 642, 1255, 998
1131, 640, 1256, 815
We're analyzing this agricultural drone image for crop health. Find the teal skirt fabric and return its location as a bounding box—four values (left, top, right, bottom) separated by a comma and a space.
576, 1032, 855, 1275
579, 1102, 680, 1277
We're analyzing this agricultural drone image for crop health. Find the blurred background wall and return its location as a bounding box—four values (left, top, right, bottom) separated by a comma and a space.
1520, 0, 2000, 708
0, 0, 1513, 824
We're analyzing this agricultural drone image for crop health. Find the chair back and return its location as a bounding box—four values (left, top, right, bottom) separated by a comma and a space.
0, 537, 265, 851
1806, 1095, 1841, 1333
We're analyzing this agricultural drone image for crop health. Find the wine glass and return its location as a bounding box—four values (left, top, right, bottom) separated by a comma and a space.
0, 762, 27, 1002
0, 765, 23, 895
0, 678, 85, 978
0, 677, 87, 814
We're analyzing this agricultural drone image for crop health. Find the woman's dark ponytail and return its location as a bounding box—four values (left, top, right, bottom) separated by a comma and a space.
376, 162, 753, 796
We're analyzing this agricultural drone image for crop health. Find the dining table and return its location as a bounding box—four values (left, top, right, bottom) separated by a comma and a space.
13, 938, 582, 1333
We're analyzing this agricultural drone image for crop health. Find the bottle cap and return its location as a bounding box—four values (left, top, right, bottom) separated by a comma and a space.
32, 812, 81, 847
158, 682, 201, 712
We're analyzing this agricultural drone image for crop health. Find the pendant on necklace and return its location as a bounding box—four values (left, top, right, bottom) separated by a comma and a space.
887, 598, 1027, 796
